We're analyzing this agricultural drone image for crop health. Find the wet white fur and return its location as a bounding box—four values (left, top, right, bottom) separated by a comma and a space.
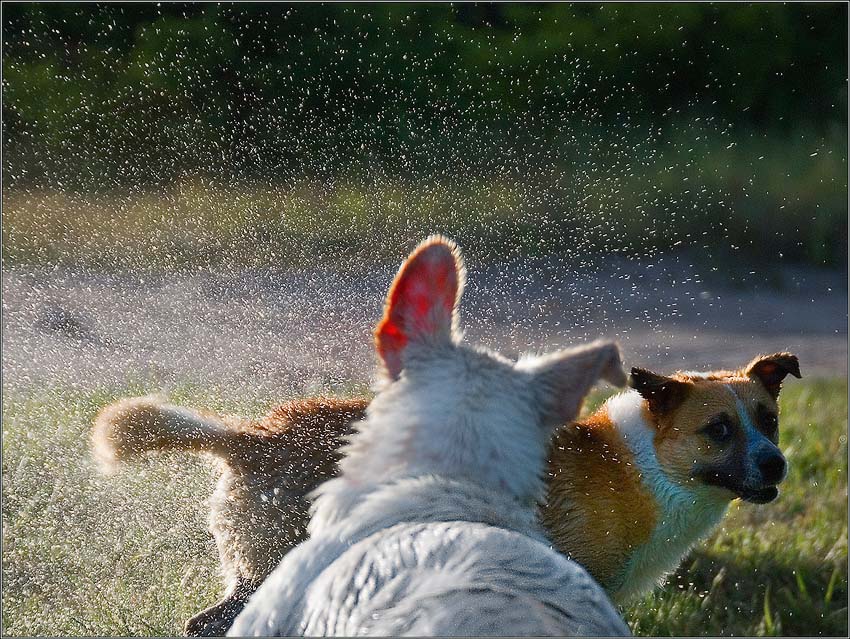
229, 238, 627, 636
230, 340, 628, 636
308, 343, 551, 534
604, 391, 729, 600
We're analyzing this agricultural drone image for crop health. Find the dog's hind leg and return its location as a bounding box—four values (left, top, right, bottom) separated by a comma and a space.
184, 576, 255, 637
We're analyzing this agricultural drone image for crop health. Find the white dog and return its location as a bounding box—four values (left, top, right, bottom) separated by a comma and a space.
229, 236, 630, 637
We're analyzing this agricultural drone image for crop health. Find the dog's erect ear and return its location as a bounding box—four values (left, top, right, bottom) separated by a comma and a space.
526, 340, 627, 428
630, 367, 690, 415
745, 352, 801, 399
374, 236, 465, 380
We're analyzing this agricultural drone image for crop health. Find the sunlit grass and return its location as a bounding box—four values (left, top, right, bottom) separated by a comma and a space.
2, 124, 846, 271
2, 379, 847, 636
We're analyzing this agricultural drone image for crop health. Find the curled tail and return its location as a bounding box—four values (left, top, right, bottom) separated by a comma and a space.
92, 396, 236, 473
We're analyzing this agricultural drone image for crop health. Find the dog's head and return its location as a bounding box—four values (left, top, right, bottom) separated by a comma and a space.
630, 354, 801, 504
360, 236, 627, 505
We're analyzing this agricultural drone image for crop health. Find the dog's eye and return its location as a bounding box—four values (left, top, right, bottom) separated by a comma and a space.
703, 419, 732, 443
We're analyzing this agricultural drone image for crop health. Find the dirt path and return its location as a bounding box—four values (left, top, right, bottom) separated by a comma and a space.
3, 254, 846, 404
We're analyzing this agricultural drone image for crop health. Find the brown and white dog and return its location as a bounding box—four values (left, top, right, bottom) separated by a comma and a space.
93, 353, 799, 635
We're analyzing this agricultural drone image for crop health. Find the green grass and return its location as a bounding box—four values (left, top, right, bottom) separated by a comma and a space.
2, 379, 847, 636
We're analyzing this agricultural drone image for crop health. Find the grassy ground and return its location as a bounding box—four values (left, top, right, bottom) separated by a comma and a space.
2, 379, 847, 636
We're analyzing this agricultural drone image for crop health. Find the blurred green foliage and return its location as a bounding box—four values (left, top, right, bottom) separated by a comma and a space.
1, 3, 847, 267
2, 3, 846, 185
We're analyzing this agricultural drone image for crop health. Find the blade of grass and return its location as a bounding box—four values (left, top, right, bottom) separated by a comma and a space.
825, 565, 840, 605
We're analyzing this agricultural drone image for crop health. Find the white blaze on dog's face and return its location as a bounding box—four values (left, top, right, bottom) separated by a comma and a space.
630, 353, 801, 504
342, 235, 626, 507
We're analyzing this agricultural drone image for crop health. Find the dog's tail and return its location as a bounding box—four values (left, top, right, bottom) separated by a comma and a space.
92, 396, 237, 473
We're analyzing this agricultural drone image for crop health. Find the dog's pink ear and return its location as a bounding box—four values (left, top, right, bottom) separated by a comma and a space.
745, 352, 801, 399
528, 340, 626, 427
374, 236, 465, 380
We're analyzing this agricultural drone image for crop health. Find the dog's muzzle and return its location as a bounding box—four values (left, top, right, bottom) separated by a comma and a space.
737, 450, 787, 504
737, 484, 780, 504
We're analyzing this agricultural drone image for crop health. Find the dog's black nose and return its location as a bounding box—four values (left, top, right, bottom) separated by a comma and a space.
758, 453, 787, 484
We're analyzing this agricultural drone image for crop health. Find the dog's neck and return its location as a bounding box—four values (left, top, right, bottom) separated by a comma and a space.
311, 351, 551, 535
608, 391, 699, 512
605, 390, 730, 599
312, 474, 546, 546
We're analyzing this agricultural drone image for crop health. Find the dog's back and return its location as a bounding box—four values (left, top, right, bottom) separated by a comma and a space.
240, 510, 621, 636
306, 520, 617, 637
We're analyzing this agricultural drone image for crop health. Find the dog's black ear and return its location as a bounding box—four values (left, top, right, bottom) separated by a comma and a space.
745, 353, 802, 399
630, 367, 690, 415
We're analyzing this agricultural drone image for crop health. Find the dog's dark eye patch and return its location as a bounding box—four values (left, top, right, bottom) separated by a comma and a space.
702, 414, 735, 444
756, 403, 779, 438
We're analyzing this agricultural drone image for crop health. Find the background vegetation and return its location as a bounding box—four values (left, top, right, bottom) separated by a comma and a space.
2, 3, 847, 267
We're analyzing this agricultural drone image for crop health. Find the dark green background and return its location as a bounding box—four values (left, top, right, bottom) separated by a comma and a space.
2, 3, 847, 266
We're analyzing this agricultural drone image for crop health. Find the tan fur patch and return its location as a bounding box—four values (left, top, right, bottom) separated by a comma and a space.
651, 373, 778, 487
540, 410, 658, 589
